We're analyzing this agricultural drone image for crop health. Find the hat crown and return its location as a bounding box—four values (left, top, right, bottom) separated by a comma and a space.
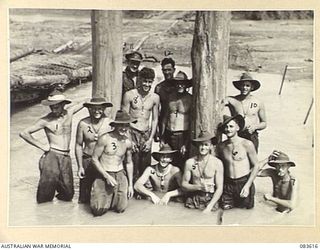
125, 50, 143, 61
90, 97, 107, 103
174, 71, 189, 81
273, 152, 290, 162
159, 144, 174, 152
114, 110, 131, 122
240, 72, 254, 81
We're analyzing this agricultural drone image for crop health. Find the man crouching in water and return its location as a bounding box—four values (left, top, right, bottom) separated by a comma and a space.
134, 144, 183, 205
216, 114, 259, 210
20, 89, 84, 203
182, 131, 224, 213
90, 110, 135, 216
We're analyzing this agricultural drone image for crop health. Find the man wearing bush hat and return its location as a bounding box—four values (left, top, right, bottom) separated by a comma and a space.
258, 150, 298, 213
20, 89, 85, 203
90, 110, 136, 216
216, 114, 259, 210
75, 97, 113, 204
223, 72, 267, 152
182, 131, 224, 213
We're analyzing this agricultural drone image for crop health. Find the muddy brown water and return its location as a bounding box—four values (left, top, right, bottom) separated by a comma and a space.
9, 66, 314, 226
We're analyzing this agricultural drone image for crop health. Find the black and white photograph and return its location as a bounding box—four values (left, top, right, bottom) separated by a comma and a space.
9, 8, 314, 229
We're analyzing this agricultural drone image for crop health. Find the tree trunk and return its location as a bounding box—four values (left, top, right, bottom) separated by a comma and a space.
91, 10, 123, 116
191, 11, 231, 141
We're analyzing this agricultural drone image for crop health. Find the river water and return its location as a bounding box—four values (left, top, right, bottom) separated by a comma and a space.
9, 66, 314, 226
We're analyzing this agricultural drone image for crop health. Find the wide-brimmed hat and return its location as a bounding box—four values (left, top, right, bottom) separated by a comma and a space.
83, 97, 113, 108
110, 110, 137, 126
125, 50, 143, 62
219, 114, 245, 132
192, 130, 217, 145
171, 71, 192, 88
232, 72, 261, 92
152, 144, 177, 162
41, 90, 71, 106
268, 152, 296, 168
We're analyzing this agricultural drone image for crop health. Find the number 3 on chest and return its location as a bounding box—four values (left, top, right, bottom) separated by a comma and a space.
111, 142, 117, 151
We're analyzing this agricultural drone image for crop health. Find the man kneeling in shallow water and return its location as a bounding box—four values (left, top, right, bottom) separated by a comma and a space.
182, 131, 224, 213
258, 150, 298, 213
134, 144, 184, 205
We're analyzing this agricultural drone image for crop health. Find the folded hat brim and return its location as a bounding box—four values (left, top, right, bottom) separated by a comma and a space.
41, 99, 71, 106
152, 150, 177, 162
233, 80, 261, 91
110, 119, 137, 126
83, 102, 113, 108
268, 160, 296, 168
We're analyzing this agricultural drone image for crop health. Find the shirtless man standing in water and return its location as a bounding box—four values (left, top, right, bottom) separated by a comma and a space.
90, 110, 135, 216
224, 72, 267, 152
122, 67, 160, 181
20, 90, 84, 203
216, 114, 259, 210
75, 97, 113, 204
134, 144, 183, 205
161, 71, 192, 169
182, 131, 224, 213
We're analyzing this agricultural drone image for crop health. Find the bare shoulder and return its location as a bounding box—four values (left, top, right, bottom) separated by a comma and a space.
151, 92, 160, 102
125, 137, 132, 149
185, 157, 196, 169
171, 166, 181, 174
242, 137, 255, 149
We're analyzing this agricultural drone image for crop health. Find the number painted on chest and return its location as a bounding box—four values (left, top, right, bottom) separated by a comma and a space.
111, 142, 117, 151
133, 96, 139, 104
250, 102, 258, 109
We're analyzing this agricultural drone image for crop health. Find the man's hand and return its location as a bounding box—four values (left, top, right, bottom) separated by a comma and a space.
203, 205, 213, 214
150, 194, 161, 204
180, 145, 187, 156
264, 193, 272, 201
159, 193, 171, 205
127, 186, 134, 199
142, 139, 152, 152
132, 142, 139, 153
246, 125, 256, 134
104, 174, 118, 187
77, 167, 85, 179
268, 150, 281, 161
240, 184, 250, 198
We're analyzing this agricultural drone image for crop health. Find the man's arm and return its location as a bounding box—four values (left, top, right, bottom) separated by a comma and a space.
143, 94, 159, 152
222, 96, 244, 116
134, 167, 160, 204
181, 160, 202, 192
122, 91, 131, 114
240, 140, 259, 198
265, 179, 298, 210
125, 140, 134, 199
75, 121, 85, 179
203, 160, 224, 213
67, 99, 85, 115
19, 119, 49, 152
91, 135, 117, 186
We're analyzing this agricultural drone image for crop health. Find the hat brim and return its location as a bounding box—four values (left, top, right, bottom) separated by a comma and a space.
192, 135, 217, 145
172, 79, 193, 88
110, 119, 137, 127
41, 99, 71, 106
83, 102, 113, 108
268, 160, 296, 168
219, 114, 245, 132
152, 150, 177, 162
233, 80, 261, 92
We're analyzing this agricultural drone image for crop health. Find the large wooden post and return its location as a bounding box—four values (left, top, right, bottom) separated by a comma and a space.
191, 11, 231, 140
91, 10, 123, 116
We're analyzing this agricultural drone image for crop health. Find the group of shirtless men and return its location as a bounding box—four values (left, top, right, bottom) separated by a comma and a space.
20, 51, 298, 217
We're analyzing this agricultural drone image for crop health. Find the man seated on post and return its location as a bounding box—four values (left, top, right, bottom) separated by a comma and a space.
20, 89, 84, 203
134, 144, 183, 205
90, 110, 135, 216
161, 71, 192, 169
223, 72, 267, 152
122, 67, 160, 182
75, 97, 113, 204
258, 150, 298, 213
182, 131, 224, 213
216, 114, 259, 210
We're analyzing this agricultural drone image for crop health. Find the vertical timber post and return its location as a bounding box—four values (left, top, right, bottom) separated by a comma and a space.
91, 10, 123, 117
191, 11, 231, 142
